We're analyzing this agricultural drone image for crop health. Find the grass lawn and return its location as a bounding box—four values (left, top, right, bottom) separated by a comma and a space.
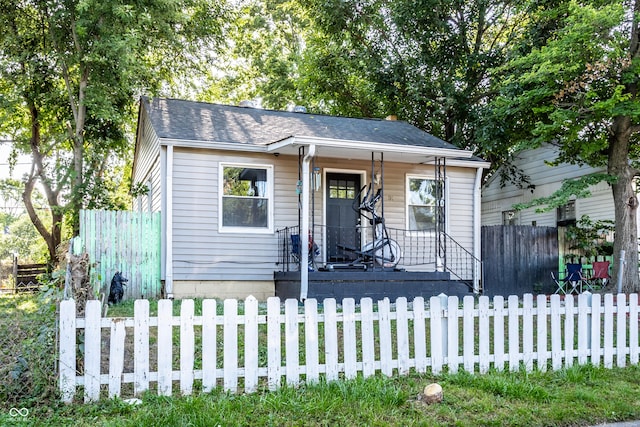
5, 364, 640, 426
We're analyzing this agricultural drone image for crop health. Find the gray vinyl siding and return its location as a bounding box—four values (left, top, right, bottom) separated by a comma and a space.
132, 112, 162, 213
169, 149, 478, 282
171, 148, 291, 281
133, 113, 160, 184
482, 144, 609, 226
149, 157, 162, 212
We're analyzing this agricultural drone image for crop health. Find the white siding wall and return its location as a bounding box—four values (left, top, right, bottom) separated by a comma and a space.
482, 144, 610, 226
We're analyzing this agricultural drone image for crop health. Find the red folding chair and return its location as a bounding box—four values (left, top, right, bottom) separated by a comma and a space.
589, 261, 611, 290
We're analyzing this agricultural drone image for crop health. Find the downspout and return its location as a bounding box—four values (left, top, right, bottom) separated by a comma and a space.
165, 145, 174, 298
300, 144, 316, 301
473, 167, 483, 294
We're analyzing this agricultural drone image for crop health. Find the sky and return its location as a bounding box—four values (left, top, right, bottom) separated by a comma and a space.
0, 140, 30, 180
0, 140, 31, 216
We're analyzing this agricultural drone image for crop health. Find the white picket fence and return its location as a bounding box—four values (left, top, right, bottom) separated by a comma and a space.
58, 293, 640, 403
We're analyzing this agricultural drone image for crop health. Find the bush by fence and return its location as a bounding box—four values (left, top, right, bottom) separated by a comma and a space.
0, 293, 59, 409
59, 293, 640, 403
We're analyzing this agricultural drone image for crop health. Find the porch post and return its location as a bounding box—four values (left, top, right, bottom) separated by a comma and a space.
473, 166, 483, 294
300, 144, 316, 300
165, 145, 174, 298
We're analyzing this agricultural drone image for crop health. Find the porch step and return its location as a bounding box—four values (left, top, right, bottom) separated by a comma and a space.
274, 270, 473, 302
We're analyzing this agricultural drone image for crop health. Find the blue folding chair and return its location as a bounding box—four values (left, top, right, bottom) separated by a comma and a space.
564, 263, 584, 294
291, 234, 319, 271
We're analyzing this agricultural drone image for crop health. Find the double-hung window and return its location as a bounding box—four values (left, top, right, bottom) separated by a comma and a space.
406, 176, 443, 231
220, 164, 273, 233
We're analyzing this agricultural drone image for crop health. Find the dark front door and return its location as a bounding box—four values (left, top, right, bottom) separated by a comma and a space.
326, 173, 361, 262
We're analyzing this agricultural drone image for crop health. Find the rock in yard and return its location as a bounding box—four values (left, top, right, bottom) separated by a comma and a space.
422, 383, 443, 404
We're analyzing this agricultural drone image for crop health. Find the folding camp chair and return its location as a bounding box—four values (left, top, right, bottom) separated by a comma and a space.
291, 233, 319, 271
564, 263, 585, 294
552, 271, 565, 294
588, 260, 611, 290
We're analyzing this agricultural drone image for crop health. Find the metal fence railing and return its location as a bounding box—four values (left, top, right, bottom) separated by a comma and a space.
276, 224, 481, 290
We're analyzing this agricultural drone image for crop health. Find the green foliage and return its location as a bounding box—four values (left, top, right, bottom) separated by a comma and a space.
0, 0, 229, 261
564, 216, 615, 258
513, 172, 618, 212
485, 0, 638, 172
0, 286, 62, 408
0, 214, 48, 262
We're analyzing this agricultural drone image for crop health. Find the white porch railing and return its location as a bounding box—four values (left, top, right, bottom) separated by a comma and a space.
59, 293, 639, 403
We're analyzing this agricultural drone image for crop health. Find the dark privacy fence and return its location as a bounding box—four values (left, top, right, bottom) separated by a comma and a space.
482, 226, 558, 296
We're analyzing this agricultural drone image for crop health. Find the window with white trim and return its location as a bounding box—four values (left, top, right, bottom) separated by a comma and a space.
220, 164, 273, 232
406, 176, 442, 231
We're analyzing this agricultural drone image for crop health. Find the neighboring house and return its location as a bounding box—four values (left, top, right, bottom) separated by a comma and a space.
482, 143, 615, 228
481, 143, 634, 266
132, 97, 489, 300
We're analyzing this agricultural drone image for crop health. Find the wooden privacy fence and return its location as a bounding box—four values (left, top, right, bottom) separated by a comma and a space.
79, 210, 161, 299
482, 225, 559, 296
59, 293, 640, 403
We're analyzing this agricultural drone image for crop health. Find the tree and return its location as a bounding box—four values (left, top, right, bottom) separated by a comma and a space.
484, 0, 640, 292
200, 0, 309, 109
208, 0, 526, 157
0, 0, 227, 263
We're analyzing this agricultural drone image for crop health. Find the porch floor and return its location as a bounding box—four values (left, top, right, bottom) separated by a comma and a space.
274, 269, 473, 301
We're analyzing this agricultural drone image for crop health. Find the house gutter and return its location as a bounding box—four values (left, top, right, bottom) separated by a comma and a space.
268, 136, 474, 159
300, 143, 316, 301
473, 167, 483, 294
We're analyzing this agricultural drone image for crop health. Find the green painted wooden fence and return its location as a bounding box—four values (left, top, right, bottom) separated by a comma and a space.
79, 210, 161, 299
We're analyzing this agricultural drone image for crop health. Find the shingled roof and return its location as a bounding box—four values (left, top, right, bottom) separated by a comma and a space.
142, 96, 459, 151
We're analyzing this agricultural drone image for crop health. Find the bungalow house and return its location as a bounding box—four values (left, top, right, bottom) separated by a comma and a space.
132, 97, 489, 300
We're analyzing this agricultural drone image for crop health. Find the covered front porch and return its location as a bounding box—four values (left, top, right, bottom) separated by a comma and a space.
265, 128, 488, 301
274, 224, 481, 301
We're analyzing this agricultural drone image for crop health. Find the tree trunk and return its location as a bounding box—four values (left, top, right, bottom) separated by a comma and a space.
24, 101, 64, 265
608, 115, 639, 293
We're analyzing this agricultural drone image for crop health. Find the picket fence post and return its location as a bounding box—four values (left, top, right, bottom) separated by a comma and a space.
478, 296, 490, 374
536, 294, 548, 372
447, 296, 459, 374
285, 298, 300, 386
59, 299, 76, 404
360, 297, 376, 378
429, 295, 443, 375
343, 298, 358, 379
244, 296, 260, 393
630, 294, 639, 365
304, 298, 320, 383
134, 299, 150, 395
181, 299, 195, 395
267, 297, 281, 391
108, 319, 126, 398
378, 298, 393, 376
463, 295, 475, 373
157, 299, 174, 396
324, 298, 339, 381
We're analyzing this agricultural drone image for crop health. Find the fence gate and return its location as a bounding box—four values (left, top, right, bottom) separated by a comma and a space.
481, 225, 558, 296
79, 210, 161, 299
12, 256, 47, 292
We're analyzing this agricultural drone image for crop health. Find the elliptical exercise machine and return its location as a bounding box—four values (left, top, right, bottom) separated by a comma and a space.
334, 183, 402, 270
